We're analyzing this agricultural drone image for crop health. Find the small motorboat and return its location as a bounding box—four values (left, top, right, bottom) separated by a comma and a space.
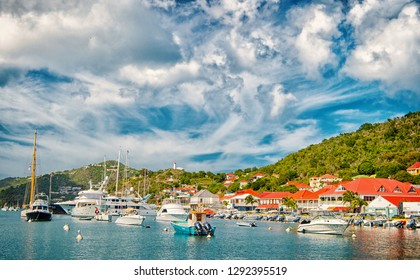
236, 221, 257, 227
171, 210, 216, 236
297, 213, 350, 235
115, 208, 145, 226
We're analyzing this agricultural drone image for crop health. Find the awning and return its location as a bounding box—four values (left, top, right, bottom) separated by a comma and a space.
327, 206, 350, 211
256, 204, 279, 209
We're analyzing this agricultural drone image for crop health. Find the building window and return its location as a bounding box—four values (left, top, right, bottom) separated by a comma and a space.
378, 186, 386, 192
393, 186, 402, 193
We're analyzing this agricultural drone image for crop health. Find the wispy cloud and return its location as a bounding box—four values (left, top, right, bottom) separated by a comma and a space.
0, 0, 419, 178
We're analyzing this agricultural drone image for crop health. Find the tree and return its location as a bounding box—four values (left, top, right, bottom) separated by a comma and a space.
358, 161, 375, 175
282, 197, 298, 212
245, 195, 258, 209
342, 190, 367, 213
342, 190, 357, 212
352, 196, 368, 213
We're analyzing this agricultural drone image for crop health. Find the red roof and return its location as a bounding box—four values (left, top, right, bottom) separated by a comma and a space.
259, 192, 293, 199
328, 206, 350, 211
220, 189, 260, 200
381, 196, 420, 207
407, 162, 420, 170
320, 178, 418, 196
291, 190, 319, 200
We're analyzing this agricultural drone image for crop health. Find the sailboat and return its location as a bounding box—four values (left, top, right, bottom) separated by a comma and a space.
21, 132, 52, 222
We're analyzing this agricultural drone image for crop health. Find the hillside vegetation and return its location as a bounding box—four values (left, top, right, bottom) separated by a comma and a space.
0, 112, 419, 206
261, 111, 419, 183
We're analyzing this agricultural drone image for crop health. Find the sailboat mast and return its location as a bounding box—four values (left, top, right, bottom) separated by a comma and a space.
116, 148, 121, 194
103, 155, 106, 182
29, 132, 37, 204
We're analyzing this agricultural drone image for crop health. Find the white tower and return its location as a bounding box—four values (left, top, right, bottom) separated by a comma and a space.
173, 162, 176, 170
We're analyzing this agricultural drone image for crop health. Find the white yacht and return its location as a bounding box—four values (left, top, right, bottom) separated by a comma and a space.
71, 179, 108, 219
297, 213, 350, 235
104, 194, 157, 217
156, 198, 188, 222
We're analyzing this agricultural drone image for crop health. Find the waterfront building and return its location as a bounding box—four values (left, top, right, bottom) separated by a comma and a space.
190, 189, 221, 209
318, 178, 420, 211
291, 190, 320, 212
366, 196, 420, 218
256, 192, 292, 211
220, 189, 260, 211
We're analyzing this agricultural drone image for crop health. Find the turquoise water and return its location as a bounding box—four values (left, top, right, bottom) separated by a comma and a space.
1, 211, 419, 260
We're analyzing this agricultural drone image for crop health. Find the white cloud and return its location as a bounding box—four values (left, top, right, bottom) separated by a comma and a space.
344, 1, 420, 93
270, 85, 297, 118
119, 61, 201, 87
0, 0, 180, 75
288, 3, 343, 78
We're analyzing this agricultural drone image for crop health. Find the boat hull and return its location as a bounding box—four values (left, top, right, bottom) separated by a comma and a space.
171, 222, 216, 236
26, 210, 52, 221
297, 222, 349, 235
115, 214, 145, 226
237, 221, 257, 227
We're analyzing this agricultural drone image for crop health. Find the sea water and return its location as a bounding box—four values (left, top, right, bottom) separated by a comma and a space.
0, 211, 419, 260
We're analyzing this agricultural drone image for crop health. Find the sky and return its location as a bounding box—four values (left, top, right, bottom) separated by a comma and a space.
0, 0, 419, 179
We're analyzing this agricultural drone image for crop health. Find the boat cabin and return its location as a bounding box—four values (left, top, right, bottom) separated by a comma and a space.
187, 211, 208, 226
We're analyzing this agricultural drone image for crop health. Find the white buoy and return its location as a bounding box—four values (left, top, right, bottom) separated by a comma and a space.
352, 233, 356, 238
28, 219, 32, 223
206, 234, 212, 239
163, 227, 169, 232
76, 230, 83, 241
286, 227, 291, 232
63, 224, 70, 231
268, 227, 272, 230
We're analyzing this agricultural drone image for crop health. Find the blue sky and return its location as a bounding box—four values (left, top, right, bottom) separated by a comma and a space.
0, 0, 419, 179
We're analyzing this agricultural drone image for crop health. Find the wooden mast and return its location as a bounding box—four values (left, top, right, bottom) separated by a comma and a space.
29, 131, 37, 205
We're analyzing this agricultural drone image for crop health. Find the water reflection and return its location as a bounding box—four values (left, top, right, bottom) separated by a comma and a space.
350, 227, 420, 260
1, 212, 419, 260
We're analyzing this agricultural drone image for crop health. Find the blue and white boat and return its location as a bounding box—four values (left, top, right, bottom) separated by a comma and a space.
171, 211, 216, 236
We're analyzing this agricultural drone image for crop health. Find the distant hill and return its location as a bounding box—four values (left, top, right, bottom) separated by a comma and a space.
1, 112, 419, 206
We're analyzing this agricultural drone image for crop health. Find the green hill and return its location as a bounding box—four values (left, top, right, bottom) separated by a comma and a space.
1, 112, 419, 207
260, 111, 420, 183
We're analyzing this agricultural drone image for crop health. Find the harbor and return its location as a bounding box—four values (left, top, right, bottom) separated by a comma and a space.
1, 210, 419, 260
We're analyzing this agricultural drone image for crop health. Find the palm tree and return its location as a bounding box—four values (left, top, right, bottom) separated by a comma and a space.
222, 200, 229, 209
342, 190, 367, 213
342, 190, 357, 212
245, 195, 258, 210
352, 196, 368, 213
282, 197, 298, 212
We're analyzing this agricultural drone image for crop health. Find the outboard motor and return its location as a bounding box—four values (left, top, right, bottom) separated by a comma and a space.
203, 222, 213, 234
194, 222, 206, 234
407, 219, 416, 230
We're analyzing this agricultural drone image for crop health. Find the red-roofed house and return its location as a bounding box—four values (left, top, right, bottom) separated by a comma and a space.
219, 189, 260, 211
251, 173, 264, 182
257, 192, 292, 210
318, 178, 420, 210
286, 181, 311, 190
366, 195, 420, 218
310, 174, 342, 189
407, 162, 420, 175
291, 190, 320, 211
